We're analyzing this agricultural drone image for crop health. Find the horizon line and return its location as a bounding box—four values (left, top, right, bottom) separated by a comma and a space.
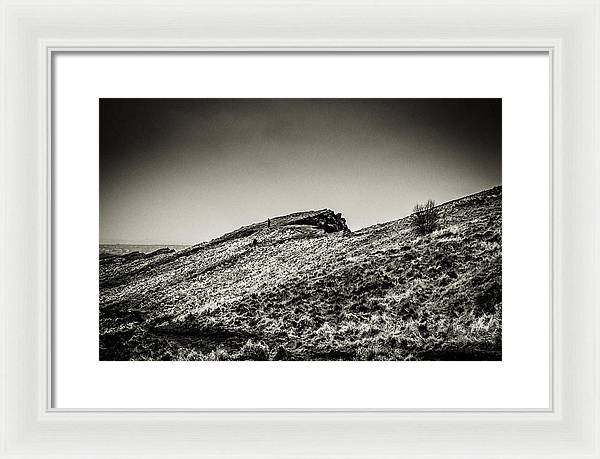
100, 184, 501, 247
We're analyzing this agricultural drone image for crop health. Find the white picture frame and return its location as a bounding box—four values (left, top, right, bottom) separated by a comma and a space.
0, 0, 598, 457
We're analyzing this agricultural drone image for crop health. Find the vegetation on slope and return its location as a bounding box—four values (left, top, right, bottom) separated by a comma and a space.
99, 187, 502, 361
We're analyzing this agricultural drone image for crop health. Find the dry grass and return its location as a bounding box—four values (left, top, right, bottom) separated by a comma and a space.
100, 187, 502, 361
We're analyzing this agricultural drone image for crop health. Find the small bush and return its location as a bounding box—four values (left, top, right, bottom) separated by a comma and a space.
315, 322, 335, 343
272, 345, 291, 360
208, 347, 233, 361
238, 339, 270, 360
176, 348, 207, 360
412, 199, 439, 235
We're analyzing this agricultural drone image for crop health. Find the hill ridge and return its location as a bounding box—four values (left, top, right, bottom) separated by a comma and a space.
100, 186, 502, 361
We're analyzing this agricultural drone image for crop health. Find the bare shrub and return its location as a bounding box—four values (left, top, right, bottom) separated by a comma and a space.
176, 348, 207, 361
238, 339, 270, 360
412, 199, 439, 235
208, 347, 233, 361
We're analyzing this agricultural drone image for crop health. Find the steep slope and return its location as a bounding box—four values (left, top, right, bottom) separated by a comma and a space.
100, 187, 502, 361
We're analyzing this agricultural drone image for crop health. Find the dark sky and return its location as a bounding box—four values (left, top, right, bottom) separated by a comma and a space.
100, 98, 501, 245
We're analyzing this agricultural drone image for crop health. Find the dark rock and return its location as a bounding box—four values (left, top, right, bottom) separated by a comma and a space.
146, 247, 175, 258
273, 345, 291, 360
122, 251, 145, 261
474, 280, 502, 314
285, 209, 349, 233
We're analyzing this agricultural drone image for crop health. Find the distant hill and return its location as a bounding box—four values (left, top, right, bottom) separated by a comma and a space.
100, 186, 502, 361
100, 244, 189, 257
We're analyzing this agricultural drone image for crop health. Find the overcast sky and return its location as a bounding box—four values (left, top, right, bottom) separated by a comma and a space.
100, 98, 501, 245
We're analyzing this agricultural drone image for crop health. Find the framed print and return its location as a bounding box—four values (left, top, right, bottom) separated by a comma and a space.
51, 52, 550, 410
1, 0, 599, 458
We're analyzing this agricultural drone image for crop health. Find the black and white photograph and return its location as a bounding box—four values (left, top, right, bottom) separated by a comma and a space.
99, 98, 502, 361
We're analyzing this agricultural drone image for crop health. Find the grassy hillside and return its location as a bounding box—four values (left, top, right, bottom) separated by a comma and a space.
100, 186, 502, 361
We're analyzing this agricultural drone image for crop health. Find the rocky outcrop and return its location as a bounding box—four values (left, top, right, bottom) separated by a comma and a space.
194, 209, 349, 249
285, 209, 348, 233
146, 247, 175, 257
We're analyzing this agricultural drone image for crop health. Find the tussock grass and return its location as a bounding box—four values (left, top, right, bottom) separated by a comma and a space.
100, 187, 502, 361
